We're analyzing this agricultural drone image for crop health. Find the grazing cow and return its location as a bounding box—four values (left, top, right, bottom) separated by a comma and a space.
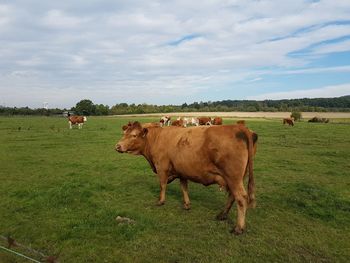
237, 120, 246, 125
211, 117, 223, 125
308, 117, 329, 123
160, 116, 171, 127
283, 118, 294, 126
198, 117, 212, 126
115, 122, 258, 235
68, 115, 87, 129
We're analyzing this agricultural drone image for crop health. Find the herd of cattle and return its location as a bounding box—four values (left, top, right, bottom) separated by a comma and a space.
66, 113, 329, 234
67, 114, 328, 130
159, 116, 223, 127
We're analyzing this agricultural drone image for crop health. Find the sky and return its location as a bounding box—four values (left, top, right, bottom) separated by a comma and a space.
0, 0, 350, 108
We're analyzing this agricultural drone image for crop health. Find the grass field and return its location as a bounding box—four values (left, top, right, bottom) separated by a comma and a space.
0, 116, 349, 262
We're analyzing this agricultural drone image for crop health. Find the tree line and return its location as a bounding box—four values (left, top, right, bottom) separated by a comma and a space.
1, 96, 349, 116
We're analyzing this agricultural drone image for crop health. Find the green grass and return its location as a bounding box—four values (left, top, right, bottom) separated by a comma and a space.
0, 116, 349, 262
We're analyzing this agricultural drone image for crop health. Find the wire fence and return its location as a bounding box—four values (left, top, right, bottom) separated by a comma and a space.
0, 235, 59, 263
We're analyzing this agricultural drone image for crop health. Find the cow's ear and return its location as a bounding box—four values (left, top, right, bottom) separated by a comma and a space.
142, 128, 148, 137
122, 125, 128, 131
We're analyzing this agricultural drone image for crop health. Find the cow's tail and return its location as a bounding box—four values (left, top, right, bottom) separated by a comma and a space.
246, 129, 257, 208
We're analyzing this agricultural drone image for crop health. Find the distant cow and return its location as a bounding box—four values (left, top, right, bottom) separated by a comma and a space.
308, 117, 329, 123
176, 117, 190, 127
237, 120, 246, 125
283, 118, 294, 126
160, 116, 171, 127
171, 119, 186, 127
211, 117, 223, 125
182, 117, 199, 126
68, 116, 87, 129
198, 117, 212, 126
116, 122, 258, 235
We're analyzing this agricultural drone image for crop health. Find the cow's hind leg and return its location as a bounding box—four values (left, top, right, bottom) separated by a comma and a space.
229, 182, 248, 235
222, 167, 248, 234
216, 193, 234, 221
180, 178, 190, 210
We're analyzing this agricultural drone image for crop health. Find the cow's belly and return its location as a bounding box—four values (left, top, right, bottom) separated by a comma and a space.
171, 160, 223, 186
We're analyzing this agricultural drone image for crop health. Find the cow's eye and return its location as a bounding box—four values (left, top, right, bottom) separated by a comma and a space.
133, 134, 137, 138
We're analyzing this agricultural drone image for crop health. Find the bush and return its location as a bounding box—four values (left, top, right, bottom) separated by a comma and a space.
291, 111, 302, 121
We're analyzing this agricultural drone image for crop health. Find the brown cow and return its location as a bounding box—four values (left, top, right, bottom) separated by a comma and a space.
308, 117, 329, 123
283, 118, 294, 126
68, 115, 87, 129
171, 119, 185, 127
198, 117, 212, 125
237, 120, 246, 125
115, 122, 258, 234
211, 117, 223, 125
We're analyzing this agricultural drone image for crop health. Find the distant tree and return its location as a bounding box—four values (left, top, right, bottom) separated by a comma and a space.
95, 104, 109, 115
74, 99, 96, 115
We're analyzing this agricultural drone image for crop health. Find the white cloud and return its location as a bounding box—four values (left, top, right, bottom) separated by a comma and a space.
0, 1, 350, 107
0, 4, 13, 30
42, 9, 88, 29
312, 39, 350, 54
247, 83, 350, 100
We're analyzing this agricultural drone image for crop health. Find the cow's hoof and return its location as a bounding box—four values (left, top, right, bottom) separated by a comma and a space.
157, 201, 165, 206
231, 226, 244, 235
183, 203, 191, 210
216, 212, 228, 221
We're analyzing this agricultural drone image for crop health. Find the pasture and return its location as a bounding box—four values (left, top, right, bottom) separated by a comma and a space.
0, 116, 349, 262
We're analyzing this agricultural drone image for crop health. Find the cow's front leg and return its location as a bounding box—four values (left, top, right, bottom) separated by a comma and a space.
157, 171, 168, 206
180, 178, 191, 210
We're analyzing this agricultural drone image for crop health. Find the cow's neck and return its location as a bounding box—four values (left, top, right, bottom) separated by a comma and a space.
141, 128, 159, 174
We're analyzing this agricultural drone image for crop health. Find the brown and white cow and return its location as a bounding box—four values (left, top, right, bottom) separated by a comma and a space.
198, 117, 212, 126
190, 117, 199, 126
68, 116, 87, 129
283, 118, 294, 126
115, 121, 258, 234
171, 119, 186, 127
211, 117, 223, 125
160, 116, 171, 127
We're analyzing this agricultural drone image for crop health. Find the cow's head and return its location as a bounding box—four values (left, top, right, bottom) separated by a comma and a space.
83, 116, 87, 122
115, 121, 148, 155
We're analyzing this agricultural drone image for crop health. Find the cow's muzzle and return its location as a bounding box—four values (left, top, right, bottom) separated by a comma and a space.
115, 144, 124, 153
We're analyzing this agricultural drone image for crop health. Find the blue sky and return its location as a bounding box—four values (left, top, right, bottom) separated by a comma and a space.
0, 0, 350, 108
